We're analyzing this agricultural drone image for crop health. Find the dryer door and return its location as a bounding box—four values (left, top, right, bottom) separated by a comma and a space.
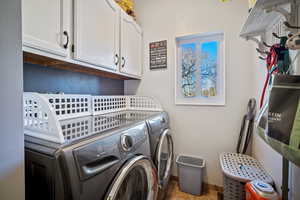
156, 129, 174, 189
105, 155, 158, 200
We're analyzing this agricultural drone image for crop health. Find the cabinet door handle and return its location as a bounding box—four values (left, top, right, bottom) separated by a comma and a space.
63, 31, 69, 49
121, 57, 126, 68
114, 54, 119, 65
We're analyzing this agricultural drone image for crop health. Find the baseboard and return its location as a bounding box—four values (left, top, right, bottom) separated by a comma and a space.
170, 176, 223, 193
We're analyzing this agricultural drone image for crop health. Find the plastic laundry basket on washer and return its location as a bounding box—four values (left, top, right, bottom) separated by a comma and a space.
220, 153, 273, 200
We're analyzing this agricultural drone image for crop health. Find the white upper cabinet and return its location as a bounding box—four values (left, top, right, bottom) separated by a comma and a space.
22, 0, 71, 57
73, 0, 120, 71
120, 11, 143, 77
22, 0, 143, 79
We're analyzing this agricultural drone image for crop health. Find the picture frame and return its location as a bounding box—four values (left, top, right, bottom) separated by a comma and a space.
149, 40, 167, 70
175, 32, 225, 106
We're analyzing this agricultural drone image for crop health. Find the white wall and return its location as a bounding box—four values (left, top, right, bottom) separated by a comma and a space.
126, 0, 254, 186
0, 0, 24, 199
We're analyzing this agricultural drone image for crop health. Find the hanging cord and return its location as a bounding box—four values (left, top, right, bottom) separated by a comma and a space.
260, 35, 291, 108
260, 73, 270, 109
260, 45, 278, 108
236, 98, 257, 154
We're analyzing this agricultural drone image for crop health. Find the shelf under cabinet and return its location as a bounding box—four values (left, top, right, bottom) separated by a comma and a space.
23, 52, 137, 80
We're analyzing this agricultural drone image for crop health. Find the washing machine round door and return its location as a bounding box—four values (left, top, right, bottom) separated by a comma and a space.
105, 155, 158, 200
156, 129, 174, 189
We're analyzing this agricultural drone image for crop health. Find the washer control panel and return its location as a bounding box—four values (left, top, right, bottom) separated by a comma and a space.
121, 135, 134, 151
147, 112, 169, 134
120, 122, 148, 153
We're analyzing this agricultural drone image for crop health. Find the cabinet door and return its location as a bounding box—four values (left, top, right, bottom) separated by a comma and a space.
120, 12, 143, 77
73, 0, 120, 71
22, 0, 70, 57
25, 150, 55, 200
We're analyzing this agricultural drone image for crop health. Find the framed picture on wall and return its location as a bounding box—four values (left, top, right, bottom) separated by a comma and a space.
175, 32, 225, 106
149, 40, 167, 70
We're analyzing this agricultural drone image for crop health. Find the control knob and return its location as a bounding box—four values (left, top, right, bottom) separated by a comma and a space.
121, 135, 134, 151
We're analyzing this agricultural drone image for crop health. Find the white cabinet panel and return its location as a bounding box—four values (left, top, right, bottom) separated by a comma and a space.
73, 0, 119, 71
120, 11, 143, 77
22, 0, 70, 57
22, 0, 142, 79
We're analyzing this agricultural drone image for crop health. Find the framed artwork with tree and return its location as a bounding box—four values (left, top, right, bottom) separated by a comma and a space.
175, 32, 225, 105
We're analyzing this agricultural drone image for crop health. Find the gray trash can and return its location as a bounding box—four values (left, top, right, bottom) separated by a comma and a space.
176, 155, 205, 195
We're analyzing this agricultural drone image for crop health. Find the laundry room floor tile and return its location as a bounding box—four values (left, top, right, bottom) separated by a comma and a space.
165, 180, 219, 200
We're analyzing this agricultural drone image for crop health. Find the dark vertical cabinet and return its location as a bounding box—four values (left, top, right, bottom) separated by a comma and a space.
25, 150, 56, 200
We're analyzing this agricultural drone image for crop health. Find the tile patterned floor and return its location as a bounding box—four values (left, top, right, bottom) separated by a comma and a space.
165, 180, 219, 200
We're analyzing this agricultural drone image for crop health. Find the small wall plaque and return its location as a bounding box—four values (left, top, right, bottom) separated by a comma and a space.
149, 40, 167, 70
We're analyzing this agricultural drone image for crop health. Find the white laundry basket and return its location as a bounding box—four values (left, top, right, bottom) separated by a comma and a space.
220, 153, 273, 200
23, 93, 163, 144
176, 155, 205, 195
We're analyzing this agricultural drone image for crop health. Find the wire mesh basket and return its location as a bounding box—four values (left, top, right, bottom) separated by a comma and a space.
92, 95, 162, 115
23, 93, 163, 144
60, 116, 92, 142
220, 153, 273, 200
